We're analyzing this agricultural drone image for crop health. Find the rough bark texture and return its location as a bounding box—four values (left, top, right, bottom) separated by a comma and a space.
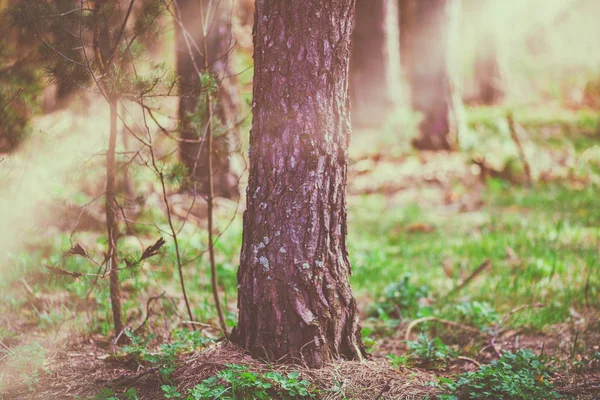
406, 0, 461, 150
176, 0, 239, 198
231, 0, 366, 367
350, 0, 394, 128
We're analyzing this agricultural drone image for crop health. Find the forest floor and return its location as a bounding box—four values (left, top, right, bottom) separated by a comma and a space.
1, 105, 600, 399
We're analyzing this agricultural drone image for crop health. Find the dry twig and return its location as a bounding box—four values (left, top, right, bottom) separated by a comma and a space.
404, 316, 482, 342
507, 112, 533, 186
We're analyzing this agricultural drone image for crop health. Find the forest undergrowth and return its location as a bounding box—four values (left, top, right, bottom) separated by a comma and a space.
1, 105, 599, 399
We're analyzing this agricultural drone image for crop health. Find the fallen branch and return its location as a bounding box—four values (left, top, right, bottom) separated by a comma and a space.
404, 316, 482, 342
448, 259, 491, 297
499, 303, 545, 327
483, 303, 546, 358
507, 112, 533, 187
456, 356, 481, 367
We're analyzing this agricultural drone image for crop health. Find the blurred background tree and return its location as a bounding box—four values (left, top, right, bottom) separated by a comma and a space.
0, 0, 43, 152
175, 0, 240, 199
350, 0, 399, 129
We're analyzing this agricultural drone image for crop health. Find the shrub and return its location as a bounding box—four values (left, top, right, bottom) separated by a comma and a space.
181, 364, 316, 399
368, 274, 430, 320
437, 349, 564, 399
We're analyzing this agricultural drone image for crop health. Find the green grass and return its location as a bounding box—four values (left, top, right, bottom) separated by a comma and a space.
349, 181, 599, 330
1, 107, 599, 397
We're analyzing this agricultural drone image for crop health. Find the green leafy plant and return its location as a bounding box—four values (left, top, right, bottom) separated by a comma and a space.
121, 329, 212, 381
0, 341, 48, 391
162, 385, 182, 399
263, 371, 313, 398
79, 388, 139, 400
437, 349, 564, 399
453, 301, 500, 329
406, 333, 456, 367
368, 274, 430, 320
387, 334, 455, 369
184, 364, 315, 399
387, 354, 409, 369
360, 327, 377, 353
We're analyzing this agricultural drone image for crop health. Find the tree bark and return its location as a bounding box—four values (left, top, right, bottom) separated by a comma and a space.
406, 0, 461, 151
175, 0, 239, 198
231, 0, 366, 367
350, 0, 396, 128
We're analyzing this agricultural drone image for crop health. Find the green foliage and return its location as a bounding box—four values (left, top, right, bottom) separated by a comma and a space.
5, 0, 170, 100
79, 388, 139, 400
368, 274, 431, 320
133, 0, 167, 43
452, 301, 500, 330
163, 162, 190, 190
387, 334, 456, 370
386, 354, 410, 369
360, 327, 376, 353
0, 341, 48, 391
0, 30, 42, 150
437, 350, 564, 400
406, 334, 456, 367
121, 329, 213, 381
177, 364, 315, 400
162, 385, 183, 399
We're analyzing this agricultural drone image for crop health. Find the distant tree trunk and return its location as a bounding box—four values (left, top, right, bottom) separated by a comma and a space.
231, 0, 366, 367
398, 0, 415, 76
473, 2, 504, 105
474, 34, 503, 105
407, 0, 461, 151
175, 0, 239, 198
350, 0, 396, 128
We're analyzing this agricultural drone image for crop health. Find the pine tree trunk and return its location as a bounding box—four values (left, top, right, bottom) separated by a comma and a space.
231, 0, 366, 367
350, 0, 395, 128
407, 0, 461, 151
176, 0, 239, 198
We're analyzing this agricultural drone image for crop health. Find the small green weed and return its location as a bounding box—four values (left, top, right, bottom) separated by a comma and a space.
360, 327, 377, 353
121, 329, 213, 381
386, 354, 410, 369
368, 274, 431, 320
387, 334, 456, 369
436, 349, 564, 399
452, 301, 499, 330
78, 388, 139, 400
406, 333, 456, 367
164, 364, 315, 399
0, 341, 48, 391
